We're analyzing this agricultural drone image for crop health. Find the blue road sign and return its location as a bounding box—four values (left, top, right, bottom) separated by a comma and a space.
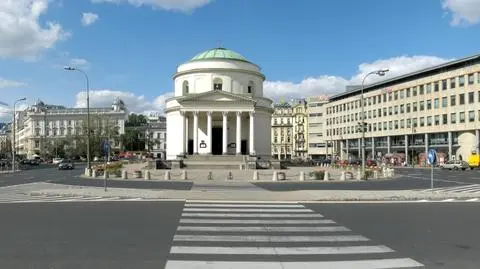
427, 148, 437, 165
102, 140, 110, 154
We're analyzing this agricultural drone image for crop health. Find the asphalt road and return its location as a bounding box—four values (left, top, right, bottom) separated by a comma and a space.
306, 202, 480, 269
1, 201, 478, 268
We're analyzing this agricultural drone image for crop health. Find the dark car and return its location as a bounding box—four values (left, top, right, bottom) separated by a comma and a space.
58, 160, 75, 170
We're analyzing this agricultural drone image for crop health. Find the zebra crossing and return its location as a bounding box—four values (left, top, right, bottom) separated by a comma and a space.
418, 184, 480, 194
166, 201, 424, 269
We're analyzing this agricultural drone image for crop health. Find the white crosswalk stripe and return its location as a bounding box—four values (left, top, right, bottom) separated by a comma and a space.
0, 192, 159, 203
166, 201, 424, 269
418, 184, 480, 194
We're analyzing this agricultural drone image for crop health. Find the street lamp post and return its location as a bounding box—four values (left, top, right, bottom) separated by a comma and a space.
12, 97, 27, 172
64, 67, 91, 174
360, 69, 389, 179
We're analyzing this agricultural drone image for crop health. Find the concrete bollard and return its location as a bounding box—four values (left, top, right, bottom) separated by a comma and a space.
144, 170, 151, 180
207, 171, 213, 180
164, 170, 171, 180
356, 169, 362, 180
390, 168, 395, 177
323, 171, 330, 181
299, 171, 305, 181
252, 171, 259, 180
373, 170, 379, 180
85, 168, 92, 177
182, 170, 188, 180
272, 171, 278, 181
226, 171, 233, 180
121, 170, 128, 179
103, 170, 109, 179
92, 170, 98, 178
340, 171, 346, 181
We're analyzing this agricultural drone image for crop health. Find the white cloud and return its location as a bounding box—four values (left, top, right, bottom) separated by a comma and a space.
68, 58, 91, 69
0, 0, 70, 60
81, 12, 99, 26
74, 89, 173, 115
442, 0, 480, 26
0, 78, 27, 89
91, 0, 213, 12
264, 55, 452, 101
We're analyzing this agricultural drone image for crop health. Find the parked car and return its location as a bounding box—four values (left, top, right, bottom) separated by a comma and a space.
58, 160, 75, 170
439, 160, 469, 170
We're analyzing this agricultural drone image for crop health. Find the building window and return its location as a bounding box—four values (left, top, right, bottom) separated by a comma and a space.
469, 111, 475, 122
407, 118, 411, 128
420, 101, 425, 111
412, 87, 417, 96
427, 100, 432, 110
406, 103, 411, 113
450, 78, 456, 89
413, 102, 417, 112
442, 114, 447, 124
451, 113, 456, 124
420, 117, 424, 127
468, 73, 474, 85
426, 83, 431, 94
469, 92, 475, 104
459, 76, 465, 87
247, 81, 254, 94
451, 95, 456, 106
183, 81, 189, 94
459, 93, 465, 105
419, 85, 424, 95
35, 140, 39, 148
442, 79, 448, 90
413, 118, 418, 127
400, 104, 404, 113
434, 115, 440, 125
213, 78, 223, 91
442, 97, 448, 108
406, 89, 410, 98
459, 112, 465, 123
434, 98, 439, 109
427, 116, 432, 126
400, 119, 405, 128
434, 82, 439, 92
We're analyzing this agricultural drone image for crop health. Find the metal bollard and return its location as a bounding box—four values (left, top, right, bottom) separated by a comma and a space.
164, 170, 171, 180
323, 171, 330, 181
252, 171, 259, 180
227, 171, 233, 180
122, 170, 128, 179
103, 170, 109, 179
272, 171, 278, 181
299, 171, 305, 181
340, 171, 346, 181
182, 170, 188, 180
207, 171, 213, 180
144, 170, 151, 180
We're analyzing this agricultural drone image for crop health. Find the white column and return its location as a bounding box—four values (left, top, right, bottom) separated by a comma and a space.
180, 111, 186, 154
222, 112, 228, 155
193, 111, 199, 154
207, 111, 212, 154
404, 134, 409, 164
371, 137, 375, 160
249, 111, 255, 155
236, 111, 242, 155
184, 115, 189, 154
448, 131, 453, 160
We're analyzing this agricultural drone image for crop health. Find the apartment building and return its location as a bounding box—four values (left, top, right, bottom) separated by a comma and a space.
306, 95, 330, 159
291, 99, 308, 159
271, 102, 294, 159
325, 53, 480, 166
15, 98, 128, 159
145, 114, 167, 159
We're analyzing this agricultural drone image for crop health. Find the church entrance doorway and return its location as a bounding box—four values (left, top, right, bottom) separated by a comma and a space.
212, 127, 223, 155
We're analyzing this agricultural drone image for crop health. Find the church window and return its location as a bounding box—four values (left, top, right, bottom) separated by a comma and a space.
213, 78, 223, 91
183, 81, 189, 94
248, 81, 254, 94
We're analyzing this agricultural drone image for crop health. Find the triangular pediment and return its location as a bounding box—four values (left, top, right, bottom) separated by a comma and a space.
177, 90, 254, 103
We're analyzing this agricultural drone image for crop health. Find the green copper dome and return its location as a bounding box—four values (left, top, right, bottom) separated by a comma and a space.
190, 48, 250, 63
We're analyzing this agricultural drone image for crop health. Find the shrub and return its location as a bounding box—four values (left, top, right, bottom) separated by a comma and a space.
309, 170, 325, 180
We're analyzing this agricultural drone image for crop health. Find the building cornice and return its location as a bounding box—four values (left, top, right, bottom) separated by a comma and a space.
173, 67, 266, 81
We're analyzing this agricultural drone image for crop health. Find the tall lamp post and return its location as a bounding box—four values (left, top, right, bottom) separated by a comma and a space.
64, 67, 91, 174
12, 97, 27, 172
360, 69, 389, 179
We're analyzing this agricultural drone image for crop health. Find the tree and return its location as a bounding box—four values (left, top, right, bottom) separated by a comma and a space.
72, 116, 121, 158
121, 126, 145, 151
125, 113, 147, 127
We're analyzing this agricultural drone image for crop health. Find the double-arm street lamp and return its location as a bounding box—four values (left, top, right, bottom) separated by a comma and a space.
360, 69, 389, 179
64, 67, 91, 173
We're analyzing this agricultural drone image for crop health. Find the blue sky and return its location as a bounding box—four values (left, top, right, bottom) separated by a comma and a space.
0, 0, 479, 121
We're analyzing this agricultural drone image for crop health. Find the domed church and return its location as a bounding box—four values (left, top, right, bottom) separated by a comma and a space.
165, 48, 273, 161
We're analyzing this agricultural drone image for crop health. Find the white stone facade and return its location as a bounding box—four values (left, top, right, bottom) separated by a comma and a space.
306, 96, 330, 159
165, 48, 273, 160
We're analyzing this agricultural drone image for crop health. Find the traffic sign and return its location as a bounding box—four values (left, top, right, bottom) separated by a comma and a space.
427, 148, 437, 165
102, 140, 110, 154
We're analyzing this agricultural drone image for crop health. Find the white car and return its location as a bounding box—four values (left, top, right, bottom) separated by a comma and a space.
52, 158, 63, 164
439, 160, 469, 170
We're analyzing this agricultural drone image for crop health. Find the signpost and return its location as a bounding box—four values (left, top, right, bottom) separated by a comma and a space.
102, 140, 110, 192
427, 148, 437, 191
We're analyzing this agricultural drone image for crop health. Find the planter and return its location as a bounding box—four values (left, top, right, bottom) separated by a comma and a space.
309, 170, 325, 180
133, 170, 142, 178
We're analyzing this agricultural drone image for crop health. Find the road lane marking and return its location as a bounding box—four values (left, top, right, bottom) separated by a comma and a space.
173, 235, 370, 242
177, 226, 350, 232
170, 245, 394, 255
165, 259, 424, 269
183, 208, 313, 212
181, 213, 324, 218
186, 200, 299, 204
466, 198, 479, 202
184, 203, 304, 208
179, 219, 335, 224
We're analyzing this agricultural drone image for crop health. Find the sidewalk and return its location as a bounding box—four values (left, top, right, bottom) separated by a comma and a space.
25, 180, 480, 202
